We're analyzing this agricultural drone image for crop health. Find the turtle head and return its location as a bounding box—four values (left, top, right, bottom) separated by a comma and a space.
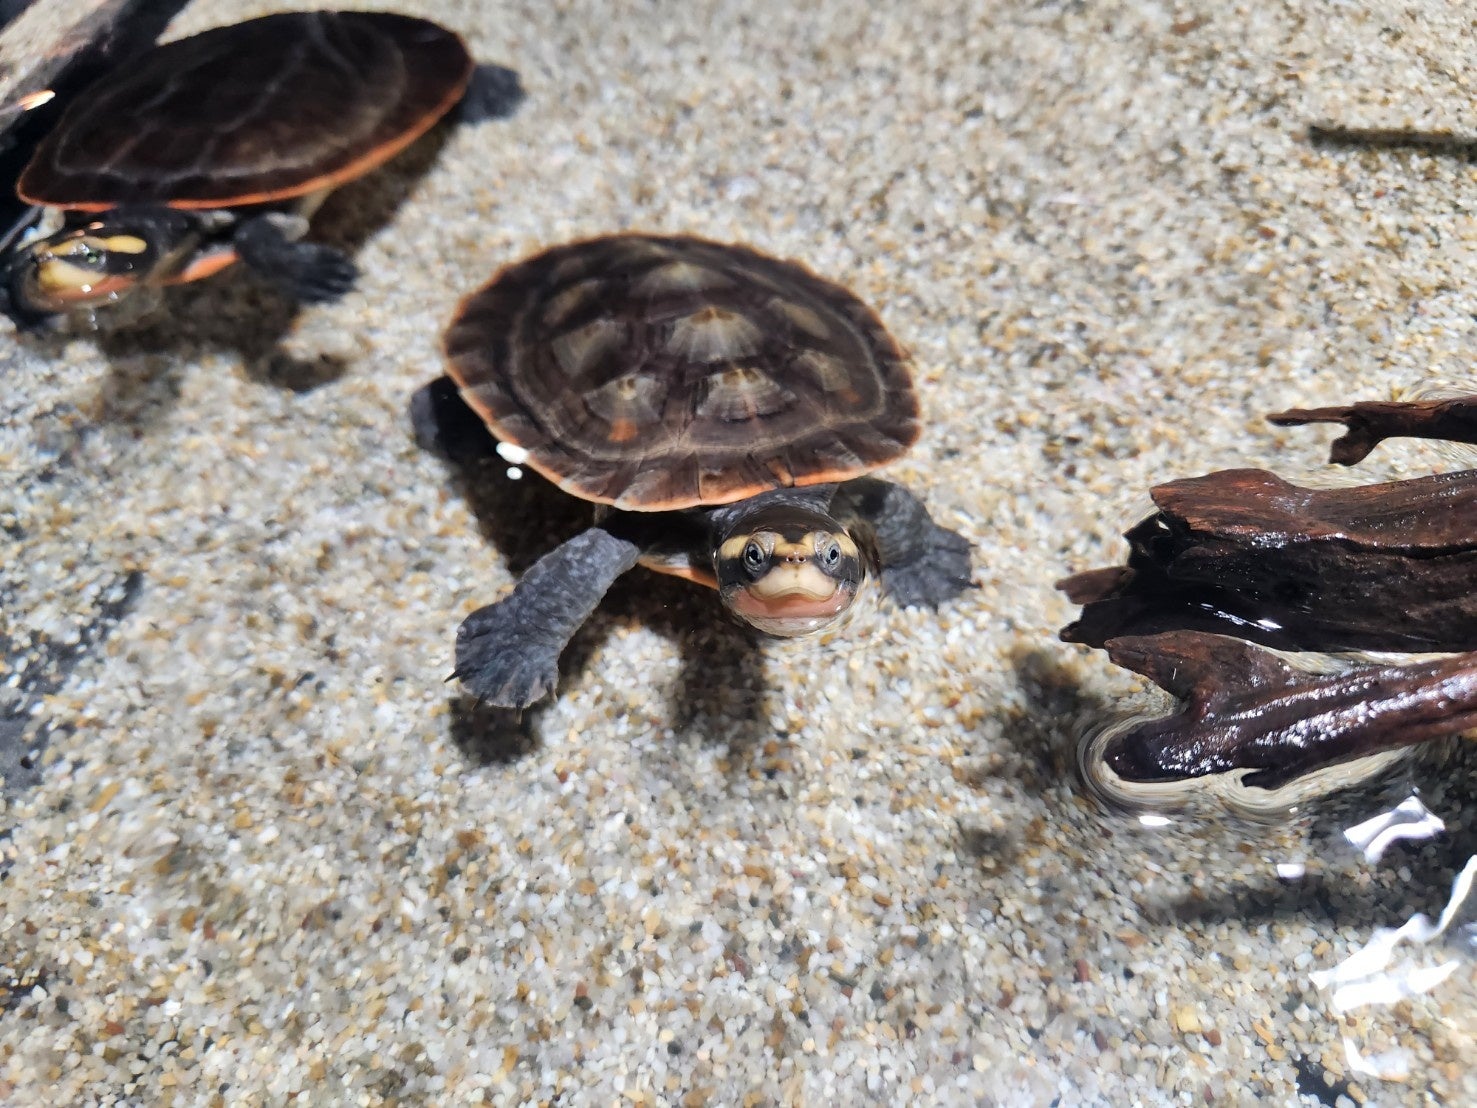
714, 504, 866, 637
4, 223, 161, 320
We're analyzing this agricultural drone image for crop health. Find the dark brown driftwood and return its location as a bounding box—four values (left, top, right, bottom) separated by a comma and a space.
1058, 466, 1477, 652
1097, 632, 1477, 790
1269, 398, 1477, 464
1061, 395, 1477, 793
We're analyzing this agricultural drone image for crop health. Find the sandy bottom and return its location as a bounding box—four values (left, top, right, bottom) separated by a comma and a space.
2, 1, 1474, 1104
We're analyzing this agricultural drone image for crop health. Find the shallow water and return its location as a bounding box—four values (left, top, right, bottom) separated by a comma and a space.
2, 1, 1475, 1104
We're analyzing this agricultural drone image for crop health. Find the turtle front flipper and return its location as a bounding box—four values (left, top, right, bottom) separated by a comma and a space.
232, 213, 357, 303
836, 477, 974, 608
455, 527, 642, 709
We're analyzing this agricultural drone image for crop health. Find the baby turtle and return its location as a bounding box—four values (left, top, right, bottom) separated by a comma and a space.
1, 11, 493, 325
417, 232, 975, 709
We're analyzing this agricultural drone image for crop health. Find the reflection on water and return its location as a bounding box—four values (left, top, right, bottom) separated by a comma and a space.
1310, 852, 1477, 1082
1343, 796, 1446, 864
1073, 692, 1421, 823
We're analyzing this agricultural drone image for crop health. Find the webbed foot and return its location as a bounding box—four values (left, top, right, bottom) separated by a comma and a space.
458, 63, 526, 123
453, 600, 561, 709
448, 528, 643, 710
881, 523, 974, 608
233, 213, 358, 303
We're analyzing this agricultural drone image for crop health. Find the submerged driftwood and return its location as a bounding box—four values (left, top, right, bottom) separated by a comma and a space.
1058, 465, 1477, 653
1269, 396, 1477, 465
1060, 397, 1477, 790
1096, 632, 1477, 790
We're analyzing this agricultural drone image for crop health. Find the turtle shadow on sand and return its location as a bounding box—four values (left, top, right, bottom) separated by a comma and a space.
70, 123, 462, 430
431, 417, 773, 767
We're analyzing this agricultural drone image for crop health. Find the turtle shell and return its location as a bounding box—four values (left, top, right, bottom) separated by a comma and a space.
444, 234, 921, 511
18, 11, 472, 211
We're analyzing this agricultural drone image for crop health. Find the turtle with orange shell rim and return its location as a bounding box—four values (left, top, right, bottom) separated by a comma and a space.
413, 232, 976, 710
1, 10, 520, 327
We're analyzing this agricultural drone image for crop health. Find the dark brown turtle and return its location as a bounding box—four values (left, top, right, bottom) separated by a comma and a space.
0, 10, 521, 326
414, 232, 975, 709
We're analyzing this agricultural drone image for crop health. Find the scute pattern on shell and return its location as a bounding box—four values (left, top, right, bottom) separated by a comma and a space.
444, 234, 921, 510
19, 12, 472, 209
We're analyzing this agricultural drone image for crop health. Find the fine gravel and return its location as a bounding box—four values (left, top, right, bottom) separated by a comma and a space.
2, 1, 1474, 1104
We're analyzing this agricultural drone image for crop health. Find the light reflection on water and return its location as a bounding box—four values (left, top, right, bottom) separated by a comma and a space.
1310, 853, 1477, 1082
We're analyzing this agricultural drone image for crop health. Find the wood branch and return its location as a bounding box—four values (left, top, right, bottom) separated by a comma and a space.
1097, 631, 1477, 790
1058, 466, 1477, 652
1269, 398, 1477, 464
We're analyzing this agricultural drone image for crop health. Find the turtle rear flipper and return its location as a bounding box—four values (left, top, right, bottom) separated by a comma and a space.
455, 528, 641, 710
838, 477, 975, 608
410, 376, 500, 461
232, 212, 358, 303
458, 63, 525, 124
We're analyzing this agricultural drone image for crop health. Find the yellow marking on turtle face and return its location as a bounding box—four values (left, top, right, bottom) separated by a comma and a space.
727, 569, 857, 637
744, 562, 840, 602
552, 317, 625, 378
31, 264, 135, 305
62, 233, 147, 256
608, 417, 638, 442
771, 297, 831, 339
719, 531, 775, 562
35, 257, 101, 293
668, 306, 762, 362
718, 531, 857, 564
776, 533, 859, 563
94, 234, 148, 254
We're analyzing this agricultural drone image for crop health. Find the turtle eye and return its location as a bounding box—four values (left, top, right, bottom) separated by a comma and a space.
743, 541, 766, 571
66, 242, 102, 266
821, 540, 842, 569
